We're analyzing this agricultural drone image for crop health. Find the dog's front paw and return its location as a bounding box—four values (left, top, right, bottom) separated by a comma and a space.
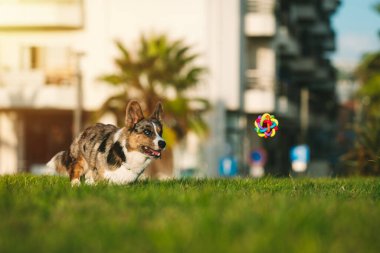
85, 177, 96, 185
71, 178, 81, 187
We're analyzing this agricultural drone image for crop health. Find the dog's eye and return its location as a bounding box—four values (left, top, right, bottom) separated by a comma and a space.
144, 129, 152, 136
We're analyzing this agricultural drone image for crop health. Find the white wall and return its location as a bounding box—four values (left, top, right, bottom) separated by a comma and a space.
0, 0, 241, 109
0, 0, 242, 175
84, 0, 240, 109
85, 0, 241, 175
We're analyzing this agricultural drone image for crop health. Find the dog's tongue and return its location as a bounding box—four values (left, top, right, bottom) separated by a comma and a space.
152, 150, 160, 157
142, 146, 161, 158
146, 148, 161, 157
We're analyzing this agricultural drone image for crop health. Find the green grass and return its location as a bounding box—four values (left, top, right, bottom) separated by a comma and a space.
1, 176, 380, 253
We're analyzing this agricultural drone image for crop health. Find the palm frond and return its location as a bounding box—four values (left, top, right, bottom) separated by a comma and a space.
98, 74, 125, 85
98, 33, 210, 145
188, 115, 209, 137
94, 92, 129, 126
115, 40, 132, 63
187, 97, 212, 112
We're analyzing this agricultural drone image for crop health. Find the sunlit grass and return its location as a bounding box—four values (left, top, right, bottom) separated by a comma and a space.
0, 175, 379, 253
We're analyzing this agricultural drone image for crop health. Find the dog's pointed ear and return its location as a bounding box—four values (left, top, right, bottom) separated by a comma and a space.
125, 100, 144, 129
150, 102, 163, 121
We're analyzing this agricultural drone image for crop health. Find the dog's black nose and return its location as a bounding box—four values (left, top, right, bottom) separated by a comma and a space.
158, 140, 166, 149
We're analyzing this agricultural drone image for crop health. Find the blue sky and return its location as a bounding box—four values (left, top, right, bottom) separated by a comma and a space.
332, 0, 380, 68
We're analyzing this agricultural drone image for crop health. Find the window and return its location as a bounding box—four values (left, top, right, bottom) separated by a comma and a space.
21, 46, 75, 85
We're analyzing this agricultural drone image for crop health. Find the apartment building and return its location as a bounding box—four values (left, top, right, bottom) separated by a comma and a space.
0, 0, 340, 176
275, 0, 341, 175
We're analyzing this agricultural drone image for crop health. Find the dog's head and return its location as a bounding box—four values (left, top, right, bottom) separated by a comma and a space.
124, 100, 166, 159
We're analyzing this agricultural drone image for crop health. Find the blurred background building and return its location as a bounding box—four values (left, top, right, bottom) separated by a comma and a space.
0, 0, 340, 177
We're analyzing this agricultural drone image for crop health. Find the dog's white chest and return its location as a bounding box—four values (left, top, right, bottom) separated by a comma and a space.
125, 151, 152, 173
103, 167, 137, 184
104, 151, 151, 184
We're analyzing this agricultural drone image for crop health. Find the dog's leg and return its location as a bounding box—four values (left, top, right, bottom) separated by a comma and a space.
69, 155, 85, 187
84, 170, 96, 185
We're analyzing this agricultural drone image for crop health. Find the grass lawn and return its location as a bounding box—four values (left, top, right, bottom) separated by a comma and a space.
0, 175, 380, 253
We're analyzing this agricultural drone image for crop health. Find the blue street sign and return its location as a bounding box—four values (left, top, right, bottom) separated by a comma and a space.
290, 145, 310, 172
290, 145, 310, 163
250, 149, 267, 166
218, 156, 238, 177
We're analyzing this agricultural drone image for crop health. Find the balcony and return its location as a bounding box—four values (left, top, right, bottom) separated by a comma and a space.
290, 5, 317, 23
244, 68, 275, 113
274, 26, 300, 56
312, 22, 330, 36
322, 0, 341, 13
244, 89, 275, 113
0, 70, 74, 108
316, 68, 329, 80
309, 81, 335, 91
0, 69, 116, 110
0, 70, 45, 87
246, 0, 275, 13
245, 13, 275, 37
289, 58, 316, 73
245, 0, 275, 37
322, 37, 335, 51
0, 0, 83, 30
245, 69, 275, 90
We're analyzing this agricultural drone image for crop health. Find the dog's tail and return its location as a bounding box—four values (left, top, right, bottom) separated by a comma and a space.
47, 151, 71, 176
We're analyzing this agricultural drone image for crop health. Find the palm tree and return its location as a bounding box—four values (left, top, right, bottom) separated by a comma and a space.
97, 34, 210, 177
355, 52, 380, 118
343, 2, 380, 175
355, 2, 380, 117
342, 118, 380, 175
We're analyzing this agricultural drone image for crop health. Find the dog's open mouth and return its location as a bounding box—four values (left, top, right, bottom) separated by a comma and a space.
141, 146, 161, 158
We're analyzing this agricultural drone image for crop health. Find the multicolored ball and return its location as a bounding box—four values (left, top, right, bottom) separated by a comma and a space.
254, 113, 279, 138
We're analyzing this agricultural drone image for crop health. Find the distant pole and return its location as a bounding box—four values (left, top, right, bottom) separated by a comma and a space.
239, 0, 248, 174
74, 52, 84, 137
300, 88, 309, 143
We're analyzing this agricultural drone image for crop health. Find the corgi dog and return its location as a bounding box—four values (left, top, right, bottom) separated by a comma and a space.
47, 100, 166, 186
